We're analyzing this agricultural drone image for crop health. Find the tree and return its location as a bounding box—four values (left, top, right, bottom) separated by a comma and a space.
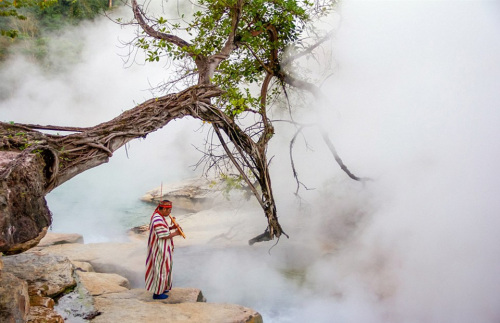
0, 0, 366, 255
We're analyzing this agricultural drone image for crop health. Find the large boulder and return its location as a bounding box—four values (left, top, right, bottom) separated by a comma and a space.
2, 252, 75, 297
0, 149, 54, 255
2, 249, 99, 321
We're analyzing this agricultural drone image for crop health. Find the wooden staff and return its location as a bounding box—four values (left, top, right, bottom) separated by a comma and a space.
160, 182, 186, 239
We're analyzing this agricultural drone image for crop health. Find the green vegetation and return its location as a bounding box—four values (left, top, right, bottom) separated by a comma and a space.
0, 0, 111, 61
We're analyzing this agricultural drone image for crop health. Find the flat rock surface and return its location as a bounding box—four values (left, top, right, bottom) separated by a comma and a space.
92, 298, 262, 323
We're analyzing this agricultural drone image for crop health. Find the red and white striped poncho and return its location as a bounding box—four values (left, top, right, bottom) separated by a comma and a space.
145, 211, 174, 294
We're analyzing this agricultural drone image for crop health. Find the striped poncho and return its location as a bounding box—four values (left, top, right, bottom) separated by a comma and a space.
145, 211, 174, 294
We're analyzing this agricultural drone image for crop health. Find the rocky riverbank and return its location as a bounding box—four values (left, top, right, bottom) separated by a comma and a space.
0, 232, 263, 322
0, 178, 270, 322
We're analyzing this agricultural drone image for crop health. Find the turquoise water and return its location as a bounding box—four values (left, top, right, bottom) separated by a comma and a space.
45, 145, 196, 242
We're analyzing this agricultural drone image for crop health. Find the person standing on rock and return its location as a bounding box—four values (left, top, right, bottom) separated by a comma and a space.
145, 200, 182, 300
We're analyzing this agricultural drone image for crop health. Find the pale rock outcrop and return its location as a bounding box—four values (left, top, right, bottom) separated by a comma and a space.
141, 177, 227, 212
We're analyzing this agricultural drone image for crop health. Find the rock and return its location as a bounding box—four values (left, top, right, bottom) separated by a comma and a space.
1, 249, 99, 322
0, 272, 30, 322
30, 295, 55, 308
35, 242, 146, 288
2, 252, 76, 297
37, 232, 84, 247
2, 227, 49, 256
0, 149, 53, 255
71, 261, 94, 272
26, 306, 64, 323
77, 272, 130, 296
141, 177, 226, 212
54, 281, 99, 322
127, 224, 148, 239
1, 239, 265, 323
92, 291, 262, 323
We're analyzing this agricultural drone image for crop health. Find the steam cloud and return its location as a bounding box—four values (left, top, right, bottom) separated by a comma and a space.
1, 1, 500, 322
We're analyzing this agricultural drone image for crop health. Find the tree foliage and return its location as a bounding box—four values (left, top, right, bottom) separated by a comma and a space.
132, 0, 333, 115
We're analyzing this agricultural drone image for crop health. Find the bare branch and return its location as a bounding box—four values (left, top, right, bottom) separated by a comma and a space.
319, 127, 371, 182
212, 125, 264, 209
289, 126, 315, 194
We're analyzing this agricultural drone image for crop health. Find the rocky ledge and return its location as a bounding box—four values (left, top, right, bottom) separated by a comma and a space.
0, 232, 263, 323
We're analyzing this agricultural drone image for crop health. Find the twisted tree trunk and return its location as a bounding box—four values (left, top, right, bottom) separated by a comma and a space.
0, 84, 286, 254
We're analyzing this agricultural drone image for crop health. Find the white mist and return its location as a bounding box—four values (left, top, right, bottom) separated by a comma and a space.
1, 1, 500, 322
